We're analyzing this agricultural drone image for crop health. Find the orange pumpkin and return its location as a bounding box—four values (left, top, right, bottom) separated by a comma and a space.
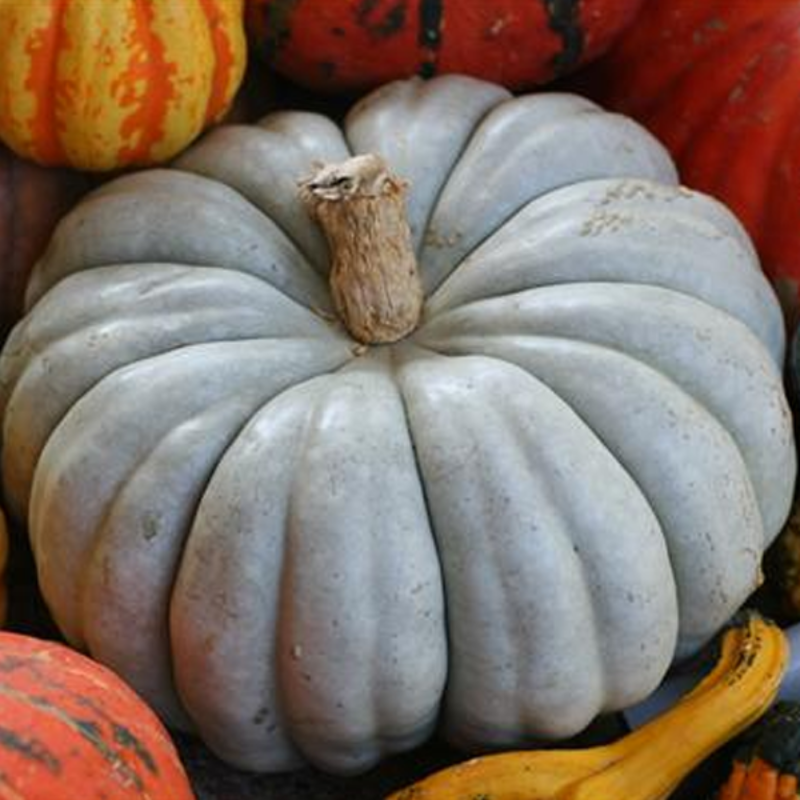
0, 143, 89, 337
0, 0, 247, 171
246, 0, 645, 94
0, 632, 195, 798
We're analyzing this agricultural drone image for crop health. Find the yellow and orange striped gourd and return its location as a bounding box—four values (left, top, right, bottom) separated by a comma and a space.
0, 0, 246, 171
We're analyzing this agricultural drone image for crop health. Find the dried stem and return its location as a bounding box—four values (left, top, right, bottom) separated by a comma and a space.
300, 154, 423, 345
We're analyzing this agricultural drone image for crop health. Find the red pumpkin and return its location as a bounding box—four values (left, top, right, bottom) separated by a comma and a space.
246, 0, 645, 93
0, 145, 89, 338
0, 633, 195, 798
582, 0, 800, 318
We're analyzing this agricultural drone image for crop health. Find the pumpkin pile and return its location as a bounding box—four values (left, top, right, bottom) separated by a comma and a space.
0, 1, 797, 798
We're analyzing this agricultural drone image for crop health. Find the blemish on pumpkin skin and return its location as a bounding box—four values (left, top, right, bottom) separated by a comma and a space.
112, 723, 159, 776
258, 0, 301, 58
484, 16, 510, 40
355, 0, 408, 39
0, 726, 61, 775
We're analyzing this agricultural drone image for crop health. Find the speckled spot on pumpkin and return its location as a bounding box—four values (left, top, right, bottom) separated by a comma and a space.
112, 723, 159, 776
355, 0, 408, 39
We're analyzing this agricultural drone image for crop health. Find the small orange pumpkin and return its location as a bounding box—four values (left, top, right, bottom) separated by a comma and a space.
0, 0, 247, 171
0, 632, 196, 798
246, 0, 645, 94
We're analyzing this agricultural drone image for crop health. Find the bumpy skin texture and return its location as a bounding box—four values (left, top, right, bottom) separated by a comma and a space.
0, 0, 246, 171
246, 0, 644, 92
0, 633, 195, 799
0, 76, 795, 775
584, 0, 800, 318
0, 144, 89, 336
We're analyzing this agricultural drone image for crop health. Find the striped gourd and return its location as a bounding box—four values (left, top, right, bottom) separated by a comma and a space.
0, 0, 246, 171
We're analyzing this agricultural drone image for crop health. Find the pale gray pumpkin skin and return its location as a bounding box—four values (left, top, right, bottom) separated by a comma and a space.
0, 75, 794, 774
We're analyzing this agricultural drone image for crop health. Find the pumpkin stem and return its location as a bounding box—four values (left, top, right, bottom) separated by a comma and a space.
299, 154, 424, 345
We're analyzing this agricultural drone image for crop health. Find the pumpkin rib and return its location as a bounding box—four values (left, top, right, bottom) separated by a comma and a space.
404, 98, 495, 259
30, 337, 355, 646
26, 171, 331, 314
166, 358, 446, 773
342, 75, 510, 258
415, 334, 764, 640
170, 373, 326, 772
117, 0, 170, 167
77, 390, 286, 731
175, 117, 354, 277
27, 0, 68, 166
0, 267, 347, 524
419, 328, 776, 539
197, 0, 244, 125
276, 360, 444, 771
423, 178, 780, 356
416, 96, 678, 294
417, 283, 790, 557
395, 350, 675, 740
82, 377, 326, 725
418, 99, 614, 287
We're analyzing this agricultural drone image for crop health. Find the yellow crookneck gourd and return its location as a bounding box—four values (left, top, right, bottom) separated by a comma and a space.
388, 613, 788, 800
